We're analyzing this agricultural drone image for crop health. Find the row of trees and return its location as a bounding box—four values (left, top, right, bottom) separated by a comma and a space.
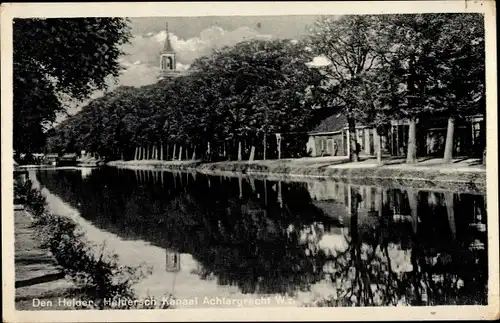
308, 13, 485, 163
45, 13, 485, 164
47, 39, 328, 161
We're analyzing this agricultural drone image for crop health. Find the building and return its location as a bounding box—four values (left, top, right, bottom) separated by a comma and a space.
43, 153, 59, 166
158, 22, 183, 80
306, 113, 383, 157
306, 113, 485, 159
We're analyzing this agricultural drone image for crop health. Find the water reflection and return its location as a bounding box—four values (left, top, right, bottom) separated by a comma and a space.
36, 167, 488, 306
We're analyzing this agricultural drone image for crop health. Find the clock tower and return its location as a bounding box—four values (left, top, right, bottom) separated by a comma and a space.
159, 22, 180, 80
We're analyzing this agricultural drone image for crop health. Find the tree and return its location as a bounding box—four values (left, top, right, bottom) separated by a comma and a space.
372, 15, 438, 164
308, 15, 380, 162
190, 39, 325, 160
373, 14, 484, 164
13, 18, 131, 153
430, 14, 485, 163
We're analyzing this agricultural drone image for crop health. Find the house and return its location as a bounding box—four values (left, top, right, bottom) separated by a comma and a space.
43, 154, 59, 165
305, 113, 485, 158
306, 113, 382, 157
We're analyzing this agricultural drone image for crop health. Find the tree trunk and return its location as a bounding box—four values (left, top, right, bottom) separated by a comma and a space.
444, 192, 456, 240
192, 150, 196, 161
264, 179, 268, 206
375, 130, 382, 165
277, 137, 282, 160
348, 118, 359, 162
178, 146, 183, 161
407, 188, 419, 235
263, 134, 267, 160
160, 143, 164, 160
134, 147, 138, 160
238, 141, 242, 161
238, 176, 243, 199
443, 116, 455, 163
250, 178, 256, 192
249, 146, 256, 161
277, 181, 283, 207
121, 151, 124, 161
406, 118, 417, 164
172, 144, 176, 161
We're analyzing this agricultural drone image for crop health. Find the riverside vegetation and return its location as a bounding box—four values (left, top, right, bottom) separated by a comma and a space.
18, 179, 172, 309
14, 14, 484, 166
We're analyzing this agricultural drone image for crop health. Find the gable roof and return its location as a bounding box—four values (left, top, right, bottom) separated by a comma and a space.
310, 113, 347, 134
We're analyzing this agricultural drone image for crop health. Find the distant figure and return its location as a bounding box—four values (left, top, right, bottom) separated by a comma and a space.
333, 140, 338, 156
321, 149, 325, 157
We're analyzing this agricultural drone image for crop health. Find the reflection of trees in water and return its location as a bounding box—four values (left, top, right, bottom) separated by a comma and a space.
36, 169, 488, 305
37, 169, 332, 295
312, 186, 488, 306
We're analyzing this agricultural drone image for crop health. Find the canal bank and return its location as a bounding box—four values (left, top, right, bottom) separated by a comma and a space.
107, 157, 486, 193
14, 173, 172, 310
14, 209, 76, 310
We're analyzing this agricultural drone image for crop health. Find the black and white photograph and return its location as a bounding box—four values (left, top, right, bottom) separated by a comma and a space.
2, 1, 498, 322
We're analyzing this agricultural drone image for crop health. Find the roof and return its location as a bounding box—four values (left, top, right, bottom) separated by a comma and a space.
161, 22, 175, 53
310, 113, 347, 134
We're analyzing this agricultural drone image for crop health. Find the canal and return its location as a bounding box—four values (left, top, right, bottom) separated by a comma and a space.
35, 167, 488, 307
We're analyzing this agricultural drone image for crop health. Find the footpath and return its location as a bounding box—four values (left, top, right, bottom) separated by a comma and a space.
14, 208, 75, 310
107, 156, 486, 193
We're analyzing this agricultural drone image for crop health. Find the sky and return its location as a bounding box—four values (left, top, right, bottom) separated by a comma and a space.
61, 15, 328, 119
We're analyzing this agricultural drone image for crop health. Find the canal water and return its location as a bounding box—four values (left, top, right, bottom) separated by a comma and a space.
35, 167, 488, 307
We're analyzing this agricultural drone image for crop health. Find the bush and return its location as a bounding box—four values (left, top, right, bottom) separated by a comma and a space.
23, 184, 171, 309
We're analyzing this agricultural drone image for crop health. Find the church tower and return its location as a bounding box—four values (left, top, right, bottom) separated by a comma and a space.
159, 22, 180, 80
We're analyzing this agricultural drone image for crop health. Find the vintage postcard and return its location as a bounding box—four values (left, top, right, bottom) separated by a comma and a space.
1, 1, 498, 322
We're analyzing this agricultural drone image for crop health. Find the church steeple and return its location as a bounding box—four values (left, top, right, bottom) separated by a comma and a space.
162, 22, 175, 53
159, 21, 179, 80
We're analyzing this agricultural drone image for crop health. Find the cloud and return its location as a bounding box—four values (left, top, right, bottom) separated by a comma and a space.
56, 25, 274, 123
116, 25, 273, 88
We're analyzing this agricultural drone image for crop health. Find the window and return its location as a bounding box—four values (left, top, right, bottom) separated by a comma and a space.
161, 55, 174, 71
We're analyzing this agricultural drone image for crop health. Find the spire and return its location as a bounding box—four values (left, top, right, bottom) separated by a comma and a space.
162, 22, 174, 53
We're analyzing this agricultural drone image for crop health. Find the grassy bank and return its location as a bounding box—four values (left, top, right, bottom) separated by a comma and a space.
19, 179, 171, 309
108, 157, 486, 193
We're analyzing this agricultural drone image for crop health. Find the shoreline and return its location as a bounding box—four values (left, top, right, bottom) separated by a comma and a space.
106, 157, 486, 194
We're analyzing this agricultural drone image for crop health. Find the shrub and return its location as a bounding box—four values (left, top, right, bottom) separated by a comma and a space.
23, 184, 171, 309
